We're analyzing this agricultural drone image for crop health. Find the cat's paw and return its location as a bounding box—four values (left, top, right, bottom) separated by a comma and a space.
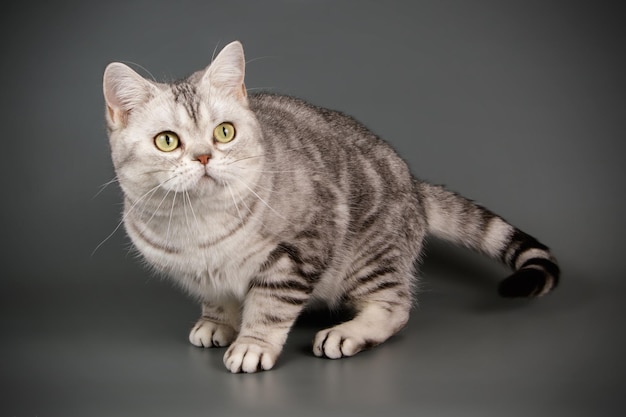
189, 319, 237, 348
313, 326, 377, 359
223, 337, 279, 373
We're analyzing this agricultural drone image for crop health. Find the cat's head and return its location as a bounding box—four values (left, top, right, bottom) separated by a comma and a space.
103, 41, 263, 205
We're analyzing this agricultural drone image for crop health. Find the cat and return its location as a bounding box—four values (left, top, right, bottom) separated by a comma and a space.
102, 41, 559, 373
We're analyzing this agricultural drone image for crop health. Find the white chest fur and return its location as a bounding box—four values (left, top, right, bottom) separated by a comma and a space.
124, 200, 270, 302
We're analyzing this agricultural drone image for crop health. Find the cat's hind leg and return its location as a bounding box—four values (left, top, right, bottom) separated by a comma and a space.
189, 300, 240, 348
313, 278, 412, 359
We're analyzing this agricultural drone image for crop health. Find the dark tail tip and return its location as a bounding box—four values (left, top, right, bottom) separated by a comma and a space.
499, 267, 559, 299
498, 269, 547, 297
499, 257, 560, 298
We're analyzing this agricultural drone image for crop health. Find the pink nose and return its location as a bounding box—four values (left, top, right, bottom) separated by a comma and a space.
196, 154, 211, 165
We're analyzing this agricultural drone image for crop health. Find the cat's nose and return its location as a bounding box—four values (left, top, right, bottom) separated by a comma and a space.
196, 154, 211, 165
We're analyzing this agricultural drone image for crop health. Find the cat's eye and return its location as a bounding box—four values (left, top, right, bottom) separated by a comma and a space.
154, 131, 180, 152
213, 122, 236, 144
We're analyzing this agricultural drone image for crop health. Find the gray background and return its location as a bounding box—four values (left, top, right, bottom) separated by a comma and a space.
2, 0, 624, 416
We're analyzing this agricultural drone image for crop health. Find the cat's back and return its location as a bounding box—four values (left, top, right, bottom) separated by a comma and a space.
249, 93, 356, 140
248, 92, 419, 233
248, 93, 405, 165
249, 93, 343, 128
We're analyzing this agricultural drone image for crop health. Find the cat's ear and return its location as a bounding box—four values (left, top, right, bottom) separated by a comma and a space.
203, 41, 247, 102
103, 63, 157, 128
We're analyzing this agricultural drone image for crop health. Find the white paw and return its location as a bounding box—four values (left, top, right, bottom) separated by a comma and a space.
313, 326, 376, 359
189, 319, 237, 348
223, 338, 279, 373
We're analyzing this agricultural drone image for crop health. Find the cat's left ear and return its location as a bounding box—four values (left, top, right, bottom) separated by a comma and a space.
203, 41, 247, 103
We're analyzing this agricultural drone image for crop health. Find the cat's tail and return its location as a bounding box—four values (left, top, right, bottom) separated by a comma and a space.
417, 182, 559, 297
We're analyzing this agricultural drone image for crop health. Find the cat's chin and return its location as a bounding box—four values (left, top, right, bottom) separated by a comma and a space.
187, 175, 231, 199
198, 173, 217, 184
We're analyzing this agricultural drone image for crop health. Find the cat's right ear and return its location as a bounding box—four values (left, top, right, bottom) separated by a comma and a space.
103, 63, 156, 128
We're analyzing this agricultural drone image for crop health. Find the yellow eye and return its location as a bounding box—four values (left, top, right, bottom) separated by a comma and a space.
214, 122, 236, 144
154, 131, 180, 152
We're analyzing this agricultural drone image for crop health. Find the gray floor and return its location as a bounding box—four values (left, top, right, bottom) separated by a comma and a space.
2, 1, 624, 416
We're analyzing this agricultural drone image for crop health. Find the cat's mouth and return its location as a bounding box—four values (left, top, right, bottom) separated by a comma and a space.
200, 172, 215, 182
194, 165, 232, 189
198, 168, 222, 186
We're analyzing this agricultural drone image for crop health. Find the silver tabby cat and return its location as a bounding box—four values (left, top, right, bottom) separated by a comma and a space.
102, 41, 559, 373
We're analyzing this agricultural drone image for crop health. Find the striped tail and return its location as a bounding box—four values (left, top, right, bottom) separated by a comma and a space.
417, 182, 560, 297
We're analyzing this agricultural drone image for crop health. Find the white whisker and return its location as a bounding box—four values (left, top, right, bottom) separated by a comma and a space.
93, 176, 119, 199
227, 182, 245, 225
184, 191, 202, 245
211, 41, 222, 63
226, 145, 318, 166
166, 187, 178, 245
246, 86, 274, 92
231, 176, 290, 223
144, 187, 172, 227
245, 55, 277, 65
120, 60, 157, 82
184, 190, 201, 261
232, 167, 319, 174
238, 177, 291, 196
92, 175, 178, 256
234, 180, 289, 243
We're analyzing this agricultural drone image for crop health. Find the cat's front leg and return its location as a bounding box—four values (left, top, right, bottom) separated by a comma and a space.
223, 273, 311, 373
189, 299, 240, 348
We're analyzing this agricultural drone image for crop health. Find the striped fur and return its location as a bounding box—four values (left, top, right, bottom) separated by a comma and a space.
103, 41, 559, 373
